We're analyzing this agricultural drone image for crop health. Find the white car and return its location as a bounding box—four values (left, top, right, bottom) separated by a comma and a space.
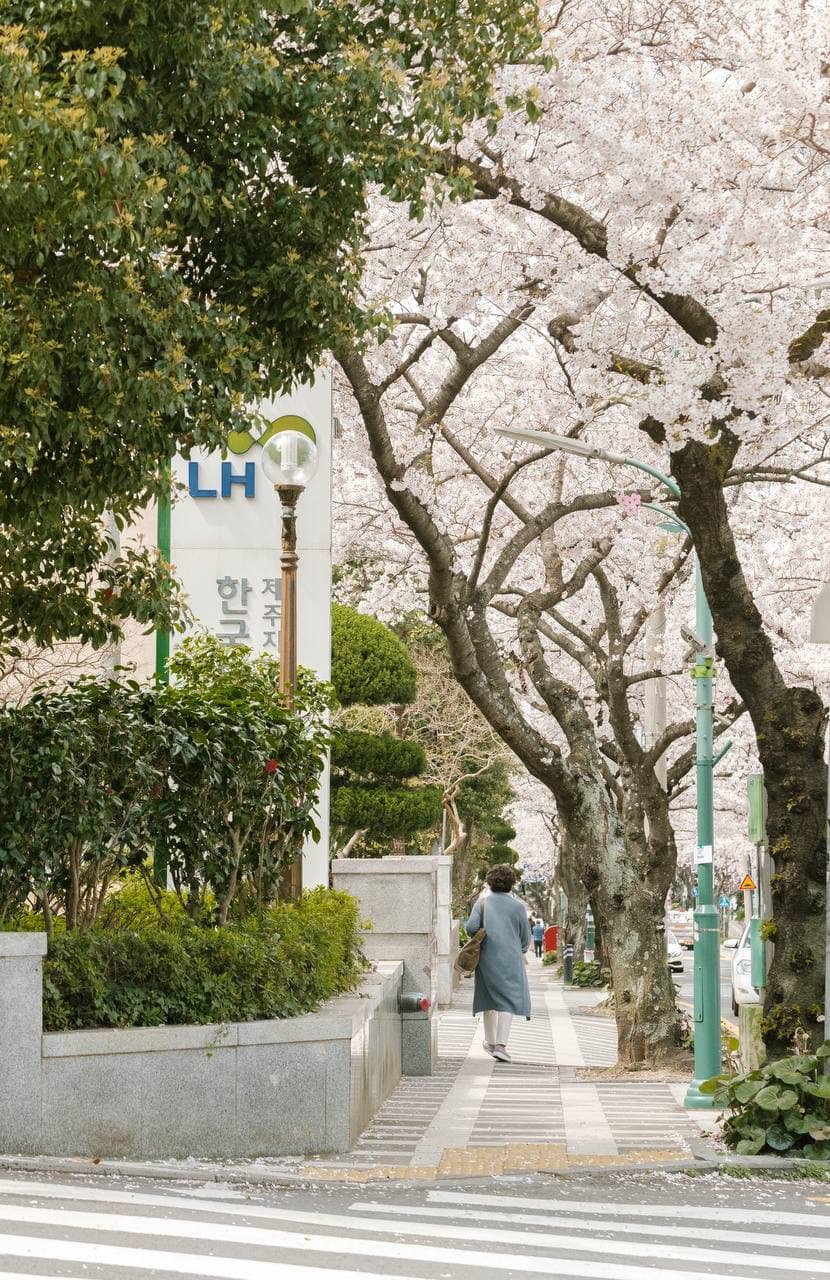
666, 929, 684, 972
669, 908, 695, 950
729, 923, 761, 1015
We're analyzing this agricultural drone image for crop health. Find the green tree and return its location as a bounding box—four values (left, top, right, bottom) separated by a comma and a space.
0, 636, 332, 930
0, 2, 541, 652
0, 677, 161, 932
330, 605, 441, 854
165, 636, 332, 920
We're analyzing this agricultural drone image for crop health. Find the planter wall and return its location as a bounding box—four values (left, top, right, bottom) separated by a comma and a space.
0, 933, 402, 1160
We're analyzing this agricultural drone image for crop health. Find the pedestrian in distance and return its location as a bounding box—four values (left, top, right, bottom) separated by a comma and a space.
463, 864, 531, 1063
532, 918, 545, 959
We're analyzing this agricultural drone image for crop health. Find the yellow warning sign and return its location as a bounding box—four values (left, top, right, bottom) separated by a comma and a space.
738, 874, 757, 892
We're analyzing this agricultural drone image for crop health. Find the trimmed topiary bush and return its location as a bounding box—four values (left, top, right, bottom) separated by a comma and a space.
330, 781, 443, 837
331, 730, 426, 779
331, 604, 417, 707
330, 605, 440, 852
42, 887, 367, 1031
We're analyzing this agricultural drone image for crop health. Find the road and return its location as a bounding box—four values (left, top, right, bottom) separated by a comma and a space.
674, 944, 736, 1026
0, 1169, 829, 1279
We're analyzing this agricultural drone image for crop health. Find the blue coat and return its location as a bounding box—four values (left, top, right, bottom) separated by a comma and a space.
463, 892, 532, 1018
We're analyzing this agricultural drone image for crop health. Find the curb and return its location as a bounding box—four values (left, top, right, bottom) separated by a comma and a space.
0, 1154, 313, 1188
4, 1146, 829, 1190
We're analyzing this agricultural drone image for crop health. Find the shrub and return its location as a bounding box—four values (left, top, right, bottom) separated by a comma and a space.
331, 604, 417, 707
330, 606, 438, 852
702, 1043, 830, 1158
42, 887, 367, 1031
542, 951, 558, 966
571, 960, 605, 987
331, 730, 426, 779
330, 780, 442, 838
0, 637, 333, 932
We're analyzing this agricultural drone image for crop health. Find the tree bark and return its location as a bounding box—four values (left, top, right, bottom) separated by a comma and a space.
671, 437, 826, 1053
561, 765, 678, 1064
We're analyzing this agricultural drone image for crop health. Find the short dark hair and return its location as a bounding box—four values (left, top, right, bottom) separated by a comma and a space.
485, 864, 517, 893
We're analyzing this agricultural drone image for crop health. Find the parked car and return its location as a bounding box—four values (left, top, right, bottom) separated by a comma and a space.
666, 929, 684, 972
669, 908, 695, 950
729, 922, 761, 1016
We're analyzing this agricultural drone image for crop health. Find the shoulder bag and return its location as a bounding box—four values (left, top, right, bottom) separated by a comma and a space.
455, 897, 486, 975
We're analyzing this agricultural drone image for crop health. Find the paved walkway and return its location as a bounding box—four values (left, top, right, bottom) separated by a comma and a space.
303, 958, 716, 1182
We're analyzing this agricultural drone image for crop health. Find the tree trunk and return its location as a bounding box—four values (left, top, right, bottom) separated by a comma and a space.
452, 819, 476, 901
559, 769, 678, 1064
557, 830, 588, 956
672, 437, 826, 1054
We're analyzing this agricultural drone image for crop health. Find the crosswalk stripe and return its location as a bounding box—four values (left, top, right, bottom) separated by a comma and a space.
0, 1274, 90, 1280
349, 1200, 830, 1253
0, 1229, 807, 1280
0, 1236, 423, 1280
429, 1188, 830, 1231
1, 1201, 826, 1275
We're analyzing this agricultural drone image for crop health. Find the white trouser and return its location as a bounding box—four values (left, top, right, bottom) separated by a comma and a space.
482, 1010, 513, 1047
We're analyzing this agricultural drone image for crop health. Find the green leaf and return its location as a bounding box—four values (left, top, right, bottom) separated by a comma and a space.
804, 1079, 830, 1100
764, 1123, 796, 1151
734, 1128, 767, 1155
754, 1085, 799, 1112
734, 1078, 767, 1104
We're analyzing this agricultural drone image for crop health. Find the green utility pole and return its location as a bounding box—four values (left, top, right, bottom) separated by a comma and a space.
645, 501, 722, 1103
685, 557, 722, 1106
154, 467, 172, 886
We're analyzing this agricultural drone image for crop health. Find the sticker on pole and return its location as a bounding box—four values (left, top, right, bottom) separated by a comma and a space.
739, 874, 757, 892
695, 845, 713, 865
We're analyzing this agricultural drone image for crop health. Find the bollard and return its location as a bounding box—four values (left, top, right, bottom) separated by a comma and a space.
563, 942, 574, 984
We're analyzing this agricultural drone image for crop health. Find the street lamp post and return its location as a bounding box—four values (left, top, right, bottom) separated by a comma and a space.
494, 425, 722, 1105
261, 429, 319, 900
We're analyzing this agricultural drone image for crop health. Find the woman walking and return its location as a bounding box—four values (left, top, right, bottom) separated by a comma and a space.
463, 864, 531, 1063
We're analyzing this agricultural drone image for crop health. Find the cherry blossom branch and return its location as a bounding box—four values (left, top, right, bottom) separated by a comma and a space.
442, 151, 719, 348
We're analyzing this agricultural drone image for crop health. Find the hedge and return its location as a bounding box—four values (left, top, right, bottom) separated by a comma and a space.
41, 887, 367, 1031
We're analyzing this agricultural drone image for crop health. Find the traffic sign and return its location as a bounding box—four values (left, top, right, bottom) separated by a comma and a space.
718, 895, 731, 909
739, 874, 757, 892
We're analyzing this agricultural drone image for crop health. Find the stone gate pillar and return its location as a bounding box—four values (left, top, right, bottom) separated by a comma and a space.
331, 857, 439, 1075
0, 933, 45, 1152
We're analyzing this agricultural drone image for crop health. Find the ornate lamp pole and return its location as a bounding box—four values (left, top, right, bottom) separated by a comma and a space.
261, 428, 319, 899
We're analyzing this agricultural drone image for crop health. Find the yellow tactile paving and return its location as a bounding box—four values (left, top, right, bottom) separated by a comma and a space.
298, 1142, 692, 1183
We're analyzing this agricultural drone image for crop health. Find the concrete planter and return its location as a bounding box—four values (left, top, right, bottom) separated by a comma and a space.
0, 932, 402, 1160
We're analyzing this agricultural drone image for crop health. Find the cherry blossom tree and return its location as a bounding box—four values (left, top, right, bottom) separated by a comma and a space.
334, 0, 830, 1055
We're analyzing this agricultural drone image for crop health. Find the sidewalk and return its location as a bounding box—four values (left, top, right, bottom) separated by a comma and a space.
303, 957, 720, 1182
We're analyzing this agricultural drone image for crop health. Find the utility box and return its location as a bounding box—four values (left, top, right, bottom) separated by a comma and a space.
544, 925, 558, 954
